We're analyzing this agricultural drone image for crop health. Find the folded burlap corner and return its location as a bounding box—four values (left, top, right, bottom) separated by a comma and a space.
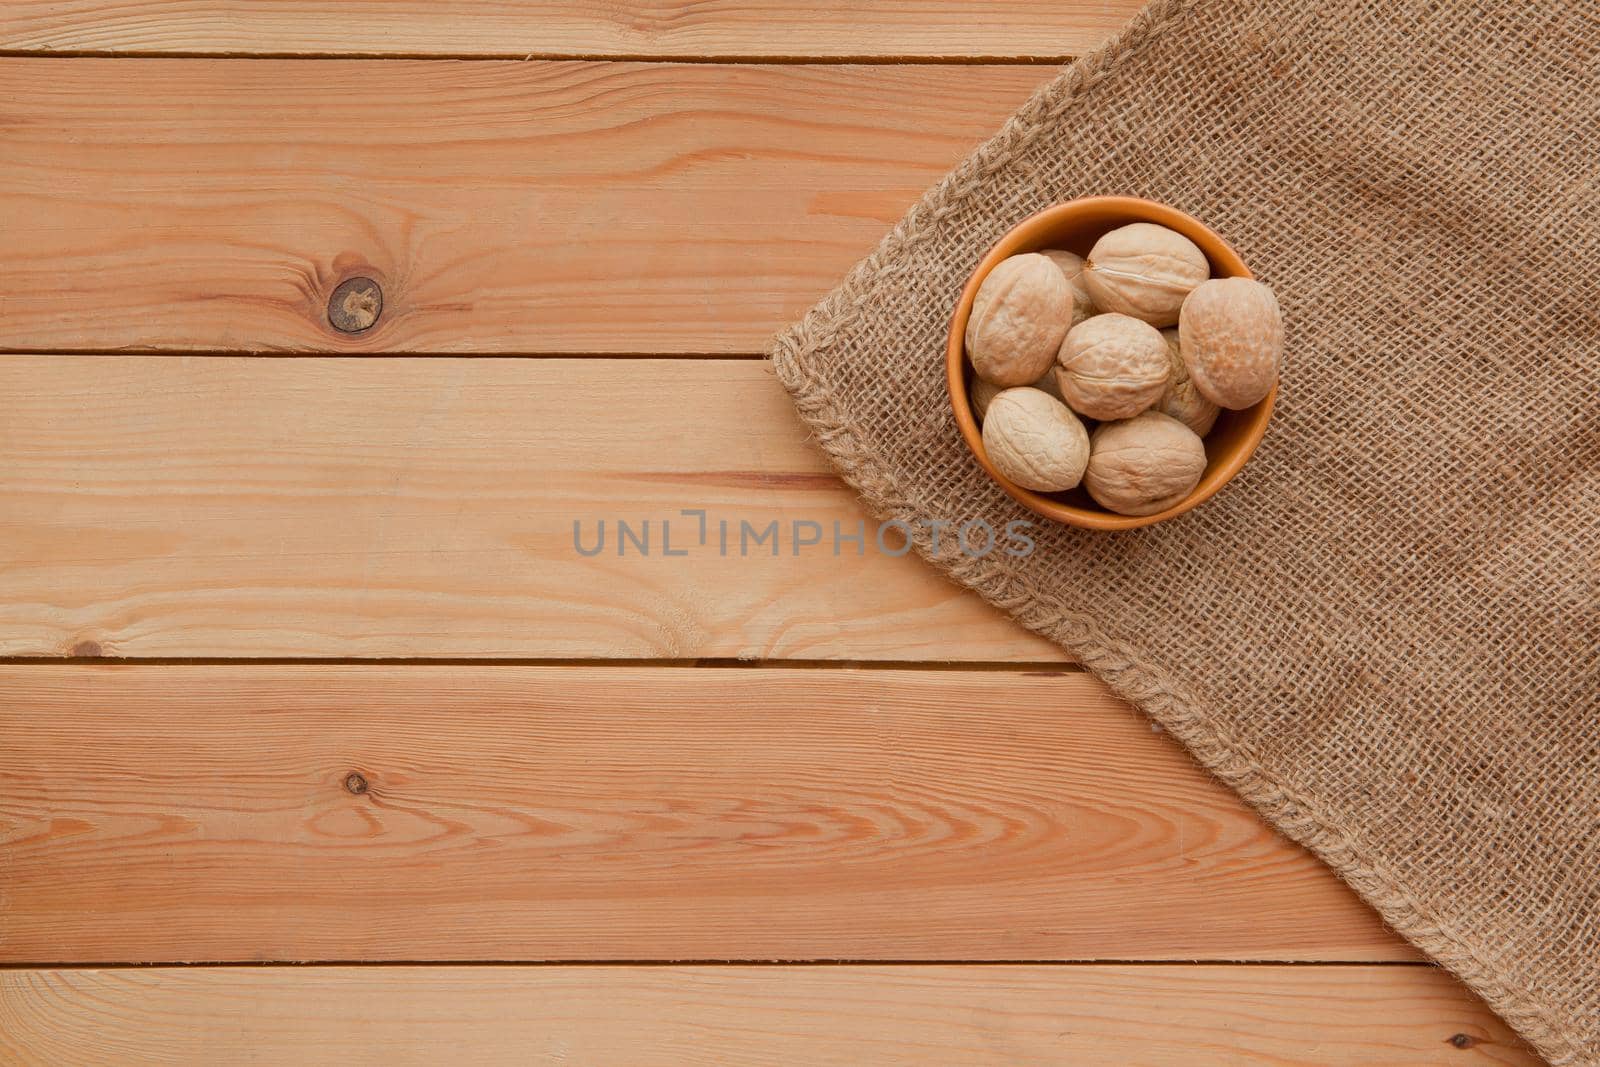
770, 1, 1600, 1062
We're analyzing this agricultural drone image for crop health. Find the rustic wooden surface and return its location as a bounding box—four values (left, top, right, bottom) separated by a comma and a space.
0, 61, 1050, 354
0, 1, 1145, 59
0, 357, 1062, 661
0, 665, 1406, 963
0, 5, 1533, 1064
0, 966, 1537, 1066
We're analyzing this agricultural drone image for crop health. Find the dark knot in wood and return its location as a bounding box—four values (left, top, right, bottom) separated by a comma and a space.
328, 277, 383, 333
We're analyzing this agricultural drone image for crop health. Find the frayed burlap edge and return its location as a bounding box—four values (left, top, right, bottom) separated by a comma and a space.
768, 1, 1574, 1062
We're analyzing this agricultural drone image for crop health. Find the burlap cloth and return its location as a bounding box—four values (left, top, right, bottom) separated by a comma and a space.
769, 1, 1600, 1062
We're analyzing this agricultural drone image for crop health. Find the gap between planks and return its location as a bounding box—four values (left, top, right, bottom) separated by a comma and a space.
0, 959, 1442, 970
0, 49, 1081, 64
0, 350, 773, 359
0, 656, 1086, 671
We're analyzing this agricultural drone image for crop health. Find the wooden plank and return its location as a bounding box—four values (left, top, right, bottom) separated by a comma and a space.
0, 2, 1144, 60
0, 964, 1533, 1065
0, 355, 1066, 661
0, 60, 1049, 355
0, 665, 1409, 963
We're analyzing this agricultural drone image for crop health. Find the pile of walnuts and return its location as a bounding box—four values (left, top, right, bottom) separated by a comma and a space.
967, 222, 1282, 516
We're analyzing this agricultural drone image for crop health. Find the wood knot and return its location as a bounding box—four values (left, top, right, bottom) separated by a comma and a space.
343, 771, 370, 795
1448, 1033, 1477, 1049
328, 277, 383, 333
71, 640, 102, 658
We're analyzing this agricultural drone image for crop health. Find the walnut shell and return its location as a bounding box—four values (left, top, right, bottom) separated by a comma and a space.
1179, 278, 1283, 409
1054, 313, 1170, 421
1156, 327, 1220, 436
965, 253, 1073, 386
1039, 249, 1096, 328
981, 387, 1090, 493
972, 367, 1065, 421
1084, 223, 1210, 327
971, 376, 1003, 421
1084, 411, 1207, 516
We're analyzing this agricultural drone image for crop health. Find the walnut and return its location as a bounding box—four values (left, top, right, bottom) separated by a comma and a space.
1156, 327, 1220, 436
1084, 411, 1208, 516
981, 387, 1090, 492
1040, 249, 1096, 328
972, 376, 1003, 420
1084, 223, 1210, 327
1179, 278, 1283, 409
972, 367, 1065, 421
1054, 313, 1170, 421
965, 253, 1074, 386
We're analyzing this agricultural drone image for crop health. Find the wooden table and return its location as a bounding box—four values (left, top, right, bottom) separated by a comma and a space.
0, 4, 1536, 1063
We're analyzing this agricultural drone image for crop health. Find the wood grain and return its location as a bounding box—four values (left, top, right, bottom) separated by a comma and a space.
0, 355, 1065, 661
0, 60, 1049, 354
0, 965, 1534, 1065
0, 664, 1408, 963
0, 1, 1146, 60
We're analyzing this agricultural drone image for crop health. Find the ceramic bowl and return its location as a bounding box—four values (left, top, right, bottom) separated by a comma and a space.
947, 195, 1275, 531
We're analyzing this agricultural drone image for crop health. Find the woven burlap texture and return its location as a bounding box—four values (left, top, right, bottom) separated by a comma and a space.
770, 1, 1600, 1062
